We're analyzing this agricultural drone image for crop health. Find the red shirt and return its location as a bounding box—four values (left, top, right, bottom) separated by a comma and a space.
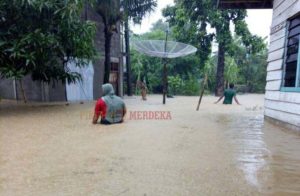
94, 99, 107, 119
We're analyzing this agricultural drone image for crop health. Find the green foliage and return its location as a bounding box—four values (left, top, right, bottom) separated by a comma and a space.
234, 47, 268, 93
131, 9, 268, 96
95, 0, 121, 28
169, 55, 200, 78
202, 57, 217, 92
131, 20, 201, 95
181, 74, 200, 96
122, 0, 157, 23
150, 19, 169, 31
131, 48, 163, 93
0, 0, 97, 84
142, 30, 167, 40
201, 37, 267, 93
168, 75, 182, 95
224, 56, 239, 84
163, 0, 266, 95
95, 0, 157, 83
163, 3, 213, 67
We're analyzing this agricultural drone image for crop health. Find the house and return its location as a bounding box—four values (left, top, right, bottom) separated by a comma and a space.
218, 0, 300, 130
0, 4, 123, 102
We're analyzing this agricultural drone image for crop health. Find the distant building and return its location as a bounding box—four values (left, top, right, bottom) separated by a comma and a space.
0, 4, 124, 102
218, 0, 300, 130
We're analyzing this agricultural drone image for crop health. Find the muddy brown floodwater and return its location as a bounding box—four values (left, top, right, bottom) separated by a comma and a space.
0, 94, 300, 196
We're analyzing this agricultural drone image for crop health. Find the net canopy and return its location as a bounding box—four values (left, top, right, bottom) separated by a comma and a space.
132, 40, 197, 58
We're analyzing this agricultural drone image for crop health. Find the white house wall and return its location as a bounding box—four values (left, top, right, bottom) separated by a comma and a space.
267, 59, 283, 71
265, 0, 300, 128
271, 0, 299, 28
66, 61, 94, 101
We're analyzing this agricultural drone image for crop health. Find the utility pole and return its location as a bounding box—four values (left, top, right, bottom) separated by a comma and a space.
163, 25, 169, 104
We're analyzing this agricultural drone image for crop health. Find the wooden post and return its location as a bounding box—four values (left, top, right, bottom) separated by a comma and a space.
196, 75, 207, 111
19, 79, 27, 103
163, 61, 167, 104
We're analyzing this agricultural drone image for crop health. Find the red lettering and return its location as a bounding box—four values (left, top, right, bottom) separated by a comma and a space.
137, 111, 142, 120
130, 111, 137, 120
143, 111, 147, 120
166, 111, 172, 120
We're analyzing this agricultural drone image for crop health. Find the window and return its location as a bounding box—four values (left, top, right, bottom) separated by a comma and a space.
282, 16, 300, 91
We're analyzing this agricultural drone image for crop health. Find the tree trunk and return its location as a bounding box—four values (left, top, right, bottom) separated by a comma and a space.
215, 42, 225, 96
19, 79, 27, 103
124, 19, 132, 96
104, 27, 113, 84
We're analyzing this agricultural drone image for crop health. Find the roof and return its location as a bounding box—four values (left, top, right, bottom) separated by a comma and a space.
217, 0, 273, 9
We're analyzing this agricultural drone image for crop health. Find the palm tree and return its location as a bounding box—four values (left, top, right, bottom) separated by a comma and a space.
122, 0, 157, 96
95, 0, 122, 84
94, 0, 156, 89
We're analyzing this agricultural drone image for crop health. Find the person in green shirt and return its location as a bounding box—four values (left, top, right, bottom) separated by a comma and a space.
214, 83, 241, 105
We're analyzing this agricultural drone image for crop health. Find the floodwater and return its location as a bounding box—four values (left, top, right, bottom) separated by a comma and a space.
0, 94, 299, 195
217, 114, 300, 195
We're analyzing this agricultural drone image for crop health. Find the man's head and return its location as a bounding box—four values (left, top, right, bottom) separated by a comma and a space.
102, 83, 115, 96
229, 83, 234, 89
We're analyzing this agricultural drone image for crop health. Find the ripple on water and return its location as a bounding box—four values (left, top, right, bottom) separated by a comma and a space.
217, 114, 300, 194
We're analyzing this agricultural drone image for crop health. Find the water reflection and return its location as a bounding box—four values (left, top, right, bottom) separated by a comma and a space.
217, 114, 300, 194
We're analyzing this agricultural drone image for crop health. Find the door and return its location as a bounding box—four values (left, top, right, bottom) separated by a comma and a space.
109, 62, 119, 95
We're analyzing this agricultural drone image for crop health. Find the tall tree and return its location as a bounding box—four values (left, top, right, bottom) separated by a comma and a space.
164, 0, 265, 96
230, 37, 268, 92
0, 0, 97, 102
122, 0, 157, 96
95, 0, 121, 84
130, 20, 266, 96
94, 0, 156, 87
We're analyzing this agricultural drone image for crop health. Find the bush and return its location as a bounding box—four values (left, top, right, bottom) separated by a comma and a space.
181, 75, 200, 96
168, 75, 182, 95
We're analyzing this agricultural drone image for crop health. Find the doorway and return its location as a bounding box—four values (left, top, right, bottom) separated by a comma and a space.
109, 62, 119, 95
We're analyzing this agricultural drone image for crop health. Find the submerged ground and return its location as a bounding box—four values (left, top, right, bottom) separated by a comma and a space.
0, 94, 300, 195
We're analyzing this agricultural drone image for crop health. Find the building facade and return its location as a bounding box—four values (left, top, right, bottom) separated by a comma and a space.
219, 0, 300, 130
264, 0, 300, 129
0, 4, 123, 102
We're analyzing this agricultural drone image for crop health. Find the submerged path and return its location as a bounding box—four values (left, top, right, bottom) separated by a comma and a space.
0, 95, 299, 195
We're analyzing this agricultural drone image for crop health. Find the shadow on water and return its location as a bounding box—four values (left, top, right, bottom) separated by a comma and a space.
216, 113, 300, 194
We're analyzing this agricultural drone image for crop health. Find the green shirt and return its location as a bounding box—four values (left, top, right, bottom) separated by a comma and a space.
223, 89, 236, 104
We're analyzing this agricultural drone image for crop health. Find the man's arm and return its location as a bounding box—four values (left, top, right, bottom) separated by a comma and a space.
234, 96, 241, 105
92, 114, 99, 124
92, 100, 101, 124
214, 96, 224, 104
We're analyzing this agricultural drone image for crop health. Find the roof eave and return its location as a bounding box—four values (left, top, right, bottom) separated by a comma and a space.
217, 0, 273, 9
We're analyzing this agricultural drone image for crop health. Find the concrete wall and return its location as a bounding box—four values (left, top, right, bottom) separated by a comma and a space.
0, 76, 43, 102
265, 0, 300, 128
0, 76, 66, 102
0, 79, 15, 99
16, 75, 43, 101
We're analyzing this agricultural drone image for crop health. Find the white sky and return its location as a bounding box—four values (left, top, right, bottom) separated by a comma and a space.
130, 0, 273, 40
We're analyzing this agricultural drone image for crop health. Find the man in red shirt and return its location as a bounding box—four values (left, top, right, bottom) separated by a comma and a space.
93, 83, 126, 124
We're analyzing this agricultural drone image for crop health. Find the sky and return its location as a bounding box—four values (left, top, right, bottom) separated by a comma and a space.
130, 0, 273, 40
